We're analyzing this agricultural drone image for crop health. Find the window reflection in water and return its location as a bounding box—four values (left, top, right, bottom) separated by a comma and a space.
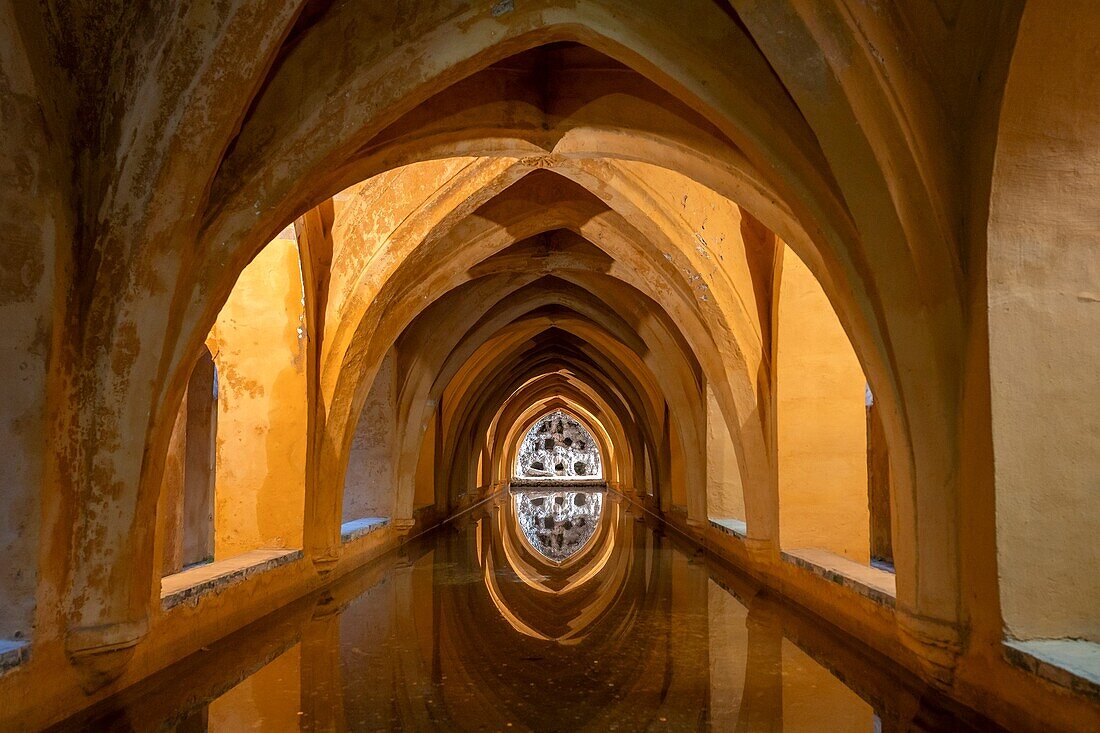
514, 490, 603, 562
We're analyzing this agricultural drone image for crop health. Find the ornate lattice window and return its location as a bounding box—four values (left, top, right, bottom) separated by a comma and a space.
514, 410, 602, 480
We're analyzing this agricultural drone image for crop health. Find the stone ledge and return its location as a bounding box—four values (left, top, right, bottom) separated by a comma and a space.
508, 479, 607, 490
340, 517, 390, 543
161, 549, 302, 610
709, 517, 747, 538
0, 639, 29, 674
781, 547, 896, 608
1004, 639, 1100, 699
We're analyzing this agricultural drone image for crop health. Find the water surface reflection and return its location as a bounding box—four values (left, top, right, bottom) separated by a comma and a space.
54, 498, 998, 732
514, 488, 603, 562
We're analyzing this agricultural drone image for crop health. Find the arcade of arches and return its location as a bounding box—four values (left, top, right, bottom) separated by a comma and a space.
0, 1, 1097, 730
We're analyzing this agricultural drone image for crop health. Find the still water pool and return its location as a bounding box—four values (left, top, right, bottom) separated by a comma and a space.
54, 504, 996, 731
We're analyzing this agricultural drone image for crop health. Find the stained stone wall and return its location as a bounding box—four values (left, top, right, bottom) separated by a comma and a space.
1, 4, 1097, 731
211, 237, 307, 558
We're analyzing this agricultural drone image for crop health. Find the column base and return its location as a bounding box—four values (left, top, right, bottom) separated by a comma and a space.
742, 536, 779, 565
897, 608, 964, 686
66, 617, 147, 692
311, 552, 339, 575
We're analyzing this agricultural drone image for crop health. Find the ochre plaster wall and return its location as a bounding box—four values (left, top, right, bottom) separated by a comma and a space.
212, 237, 307, 557
776, 245, 869, 562
0, 0, 62, 640
706, 384, 745, 521
988, 0, 1100, 642
343, 348, 397, 521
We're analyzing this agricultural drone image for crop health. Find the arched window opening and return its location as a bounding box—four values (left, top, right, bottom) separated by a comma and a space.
159, 228, 308, 600
508, 403, 617, 564
514, 410, 603, 481
774, 243, 895, 589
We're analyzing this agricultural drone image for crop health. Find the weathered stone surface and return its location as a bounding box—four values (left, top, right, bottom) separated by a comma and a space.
0, 2, 1095, 731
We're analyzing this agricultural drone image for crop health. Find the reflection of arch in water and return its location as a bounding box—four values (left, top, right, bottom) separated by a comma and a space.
479, 498, 635, 644
495, 493, 621, 598
446, 514, 711, 731
514, 409, 604, 480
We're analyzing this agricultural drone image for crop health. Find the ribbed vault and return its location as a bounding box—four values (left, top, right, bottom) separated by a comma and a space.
48, 14, 947, 678
14, 3, 1095, 730
69, 26, 959, 680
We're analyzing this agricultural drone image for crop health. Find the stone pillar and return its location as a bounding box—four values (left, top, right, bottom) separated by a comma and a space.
866, 396, 892, 565
296, 202, 340, 574
157, 392, 189, 576
737, 598, 784, 732
300, 594, 347, 733
182, 351, 217, 566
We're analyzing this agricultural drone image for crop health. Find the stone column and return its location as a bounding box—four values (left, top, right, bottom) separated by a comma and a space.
182, 351, 217, 566
157, 391, 189, 576
300, 594, 347, 733
737, 597, 784, 732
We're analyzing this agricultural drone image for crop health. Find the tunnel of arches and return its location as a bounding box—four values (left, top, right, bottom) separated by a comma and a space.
93, 36, 915, 670
2, 3, 1096, 730
146, 41, 896, 621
